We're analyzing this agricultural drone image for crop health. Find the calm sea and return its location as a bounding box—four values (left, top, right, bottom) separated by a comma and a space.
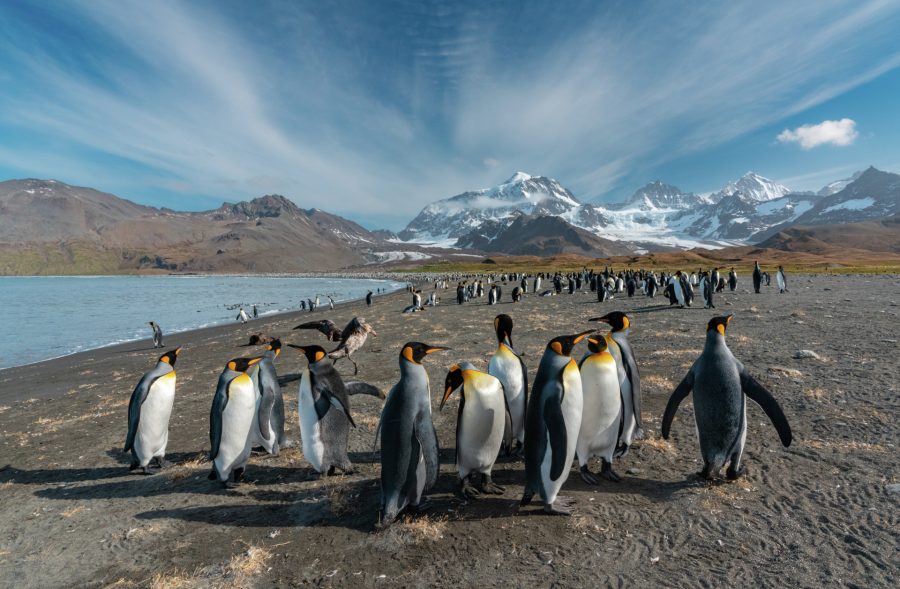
0, 275, 403, 369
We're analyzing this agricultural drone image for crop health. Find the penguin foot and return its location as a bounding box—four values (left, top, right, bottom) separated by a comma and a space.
407, 500, 431, 515
139, 466, 160, 475
614, 443, 630, 458
519, 491, 534, 507
154, 457, 173, 469
543, 501, 574, 516
207, 469, 217, 481
726, 465, 746, 481
579, 465, 601, 486
696, 467, 718, 481
129, 460, 140, 471
224, 479, 241, 489
478, 475, 505, 495
460, 479, 481, 499
600, 460, 622, 483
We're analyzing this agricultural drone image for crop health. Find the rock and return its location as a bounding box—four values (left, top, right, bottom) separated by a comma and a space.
768, 366, 802, 378
626, 468, 642, 475
794, 350, 821, 360
886, 484, 900, 494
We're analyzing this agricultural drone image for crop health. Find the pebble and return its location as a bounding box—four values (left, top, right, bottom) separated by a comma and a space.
886, 484, 900, 494
793, 350, 821, 360
626, 468, 642, 475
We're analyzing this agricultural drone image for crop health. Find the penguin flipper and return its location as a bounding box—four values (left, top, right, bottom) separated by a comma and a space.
209, 387, 228, 460
620, 342, 643, 431
543, 395, 569, 482
314, 371, 356, 428
257, 389, 274, 441
661, 370, 694, 439
740, 370, 793, 447
518, 355, 529, 420
414, 411, 439, 489
345, 382, 385, 399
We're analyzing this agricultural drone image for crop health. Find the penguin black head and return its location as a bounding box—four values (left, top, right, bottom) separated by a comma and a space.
706, 314, 733, 336
493, 314, 514, 346
159, 347, 181, 366
586, 335, 608, 354
286, 344, 327, 364
267, 339, 282, 356
547, 331, 593, 357
226, 356, 262, 372
400, 342, 450, 364
440, 363, 465, 410
589, 311, 631, 332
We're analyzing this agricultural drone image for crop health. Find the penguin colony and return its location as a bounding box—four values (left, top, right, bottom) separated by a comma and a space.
124, 265, 793, 527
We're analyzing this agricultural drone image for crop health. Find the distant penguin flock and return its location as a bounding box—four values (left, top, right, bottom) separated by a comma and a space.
126, 262, 793, 529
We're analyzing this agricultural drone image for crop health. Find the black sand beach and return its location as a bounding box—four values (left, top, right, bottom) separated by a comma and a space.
0, 274, 898, 587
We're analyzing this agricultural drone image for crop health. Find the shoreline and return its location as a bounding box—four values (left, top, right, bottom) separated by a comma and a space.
0, 280, 412, 396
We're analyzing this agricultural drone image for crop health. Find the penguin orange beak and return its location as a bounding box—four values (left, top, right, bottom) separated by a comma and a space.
248, 357, 263, 367
572, 330, 594, 344
439, 385, 455, 411
174, 347, 182, 356
286, 344, 305, 353
425, 346, 450, 354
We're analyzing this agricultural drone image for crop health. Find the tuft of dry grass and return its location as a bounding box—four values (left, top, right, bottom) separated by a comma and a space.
167, 455, 208, 482
0, 405, 9, 414
803, 388, 827, 401
61, 505, 87, 518
323, 480, 359, 517
149, 545, 273, 589
804, 439, 887, 453
125, 523, 162, 541
642, 374, 675, 394
649, 348, 701, 358
354, 414, 380, 429
641, 436, 675, 454
767, 366, 802, 378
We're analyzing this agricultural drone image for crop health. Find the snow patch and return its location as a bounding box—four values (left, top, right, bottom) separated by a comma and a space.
823, 197, 875, 212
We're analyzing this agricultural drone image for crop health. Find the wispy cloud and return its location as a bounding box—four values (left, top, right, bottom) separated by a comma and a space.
0, 0, 899, 227
777, 119, 859, 149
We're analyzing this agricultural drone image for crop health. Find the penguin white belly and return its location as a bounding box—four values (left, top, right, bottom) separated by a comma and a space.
488, 346, 525, 443
298, 371, 326, 472
457, 389, 505, 477
577, 356, 621, 464
672, 280, 685, 305
540, 361, 583, 505
215, 377, 256, 480
134, 372, 176, 465
777, 272, 785, 290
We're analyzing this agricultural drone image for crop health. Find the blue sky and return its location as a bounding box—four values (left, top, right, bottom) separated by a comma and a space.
1, 0, 899, 229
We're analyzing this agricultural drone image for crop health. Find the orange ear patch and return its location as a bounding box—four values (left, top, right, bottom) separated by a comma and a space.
716, 324, 726, 336
227, 361, 236, 371
402, 346, 415, 363
315, 350, 326, 362
550, 341, 563, 355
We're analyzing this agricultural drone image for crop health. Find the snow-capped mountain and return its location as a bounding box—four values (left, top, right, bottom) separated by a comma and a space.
396, 167, 898, 253
817, 170, 865, 196
398, 172, 581, 241
711, 172, 792, 202
615, 180, 711, 210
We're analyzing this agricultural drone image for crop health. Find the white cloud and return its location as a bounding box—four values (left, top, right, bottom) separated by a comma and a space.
777, 118, 859, 149
482, 158, 500, 168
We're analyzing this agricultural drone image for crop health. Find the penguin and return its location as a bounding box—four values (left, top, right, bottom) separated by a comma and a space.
680, 271, 694, 306
209, 356, 263, 487
661, 315, 792, 480
251, 339, 286, 455
576, 335, 623, 483
512, 286, 522, 302
440, 362, 510, 498
646, 274, 658, 298
487, 314, 528, 453
752, 261, 762, 294
124, 347, 181, 473
520, 331, 592, 515
728, 268, 737, 291
590, 311, 643, 454
533, 275, 542, 292
288, 344, 384, 475
366, 291, 373, 306
669, 272, 686, 307
488, 285, 498, 305
377, 342, 448, 527
777, 266, 788, 293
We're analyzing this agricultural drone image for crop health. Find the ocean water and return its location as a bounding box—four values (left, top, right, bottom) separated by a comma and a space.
0, 275, 403, 369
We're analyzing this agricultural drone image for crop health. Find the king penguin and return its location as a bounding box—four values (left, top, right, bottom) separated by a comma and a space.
661, 315, 792, 480
576, 335, 623, 483
487, 314, 528, 454
209, 356, 263, 487
252, 339, 286, 455
124, 347, 182, 474
289, 344, 384, 475
520, 331, 592, 515
752, 261, 763, 294
377, 342, 448, 527
590, 311, 643, 455
440, 362, 510, 498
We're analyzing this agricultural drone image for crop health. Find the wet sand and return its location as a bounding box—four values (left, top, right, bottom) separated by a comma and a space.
0, 274, 898, 587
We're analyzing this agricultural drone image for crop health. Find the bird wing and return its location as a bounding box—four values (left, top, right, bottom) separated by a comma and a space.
209, 380, 229, 460
340, 317, 362, 343
311, 367, 356, 427
740, 370, 793, 447
294, 319, 340, 340
661, 368, 695, 439
345, 381, 385, 398
543, 374, 570, 482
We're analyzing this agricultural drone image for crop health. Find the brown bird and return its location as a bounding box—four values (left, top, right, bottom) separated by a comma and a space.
328, 317, 377, 375
293, 319, 342, 342
241, 333, 275, 347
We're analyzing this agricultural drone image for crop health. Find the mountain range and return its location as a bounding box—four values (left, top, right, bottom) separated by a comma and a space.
398, 167, 900, 253
0, 165, 898, 274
